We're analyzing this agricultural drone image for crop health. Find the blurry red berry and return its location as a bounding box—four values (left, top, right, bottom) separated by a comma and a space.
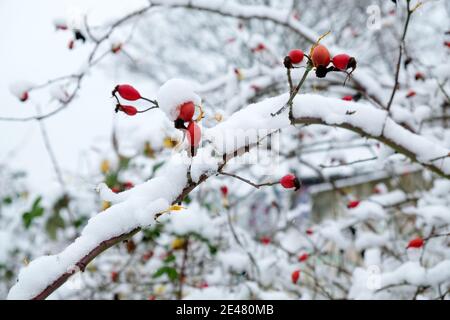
252, 43, 266, 52
20, 92, 29, 102
111, 187, 120, 193
123, 182, 134, 190
111, 271, 119, 282
179, 101, 195, 122
220, 186, 228, 197
119, 105, 138, 116
288, 49, 304, 64
406, 90, 416, 98
311, 45, 331, 67
407, 237, 424, 249
444, 41, 450, 48
199, 281, 209, 289
298, 253, 309, 263
260, 236, 271, 245
112, 43, 122, 54
68, 40, 74, 50
347, 200, 360, 209
148, 295, 156, 300
291, 269, 300, 284
187, 121, 201, 147
332, 54, 351, 70
342, 95, 353, 101
280, 174, 300, 190
415, 72, 425, 81
306, 228, 314, 236
142, 251, 154, 262
115, 84, 141, 101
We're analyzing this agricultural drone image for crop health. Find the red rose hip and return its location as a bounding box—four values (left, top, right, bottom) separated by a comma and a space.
119, 105, 138, 116
179, 101, 195, 122
407, 237, 424, 249
114, 84, 141, 101
187, 121, 201, 147
288, 49, 304, 64
311, 45, 331, 67
291, 269, 300, 284
332, 54, 351, 70
280, 174, 300, 190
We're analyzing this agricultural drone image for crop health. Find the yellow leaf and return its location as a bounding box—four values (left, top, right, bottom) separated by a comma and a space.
102, 201, 111, 211
144, 142, 155, 158
100, 159, 110, 174
168, 205, 186, 212
163, 137, 178, 149
171, 237, 186, 250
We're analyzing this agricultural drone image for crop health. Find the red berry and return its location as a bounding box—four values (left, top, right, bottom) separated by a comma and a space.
407, 237, 424, 249
291, 269, 300, 284
260, 236, 271, 245
20, 92, 29, 102
220, 186, 228, 197
142, 251, 154, 262
332, 54, 351, 70
406, 90, 416, 98
112, 43, 122, 54
111, 187, 120, 193
115, 84, 141, 101
68, 40, 74, 50
415, 72, 425, 81
280, 174, 300, 190
444, 41, 450, 48
55, 24, 68, 31
252, 43, 266, 52
306, 228, 313, 236
187, 121, 201, 147
119, 105, 138, 116
123, 182, 134, 190
179, 101, 195, 121
342, 95, 353, 101
111, 271, 119, 282
298, 253, 309, 263
311, 45, 331, 67
347, 200, 360, 209
199, 281, 209, 289
288, 49, 304, 64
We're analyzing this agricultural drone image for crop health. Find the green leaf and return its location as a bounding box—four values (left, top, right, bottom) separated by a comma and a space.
153, 266, 178, 281
3, 196, 12, 205
164, 254, 176, 264
22, 196, 45, 229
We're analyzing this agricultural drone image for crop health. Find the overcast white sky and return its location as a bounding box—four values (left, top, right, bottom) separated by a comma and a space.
0, 0, 149, 192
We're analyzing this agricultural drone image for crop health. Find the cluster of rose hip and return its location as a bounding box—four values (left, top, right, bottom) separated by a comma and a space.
285, 45, 357, 80
112, 84, 201, 148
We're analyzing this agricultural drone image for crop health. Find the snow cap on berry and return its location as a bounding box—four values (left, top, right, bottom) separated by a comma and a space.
10, 81, 34, 102
157, 79, 201, 121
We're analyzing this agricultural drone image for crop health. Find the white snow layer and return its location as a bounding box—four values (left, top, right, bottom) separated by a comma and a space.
156, 78, 201, 121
